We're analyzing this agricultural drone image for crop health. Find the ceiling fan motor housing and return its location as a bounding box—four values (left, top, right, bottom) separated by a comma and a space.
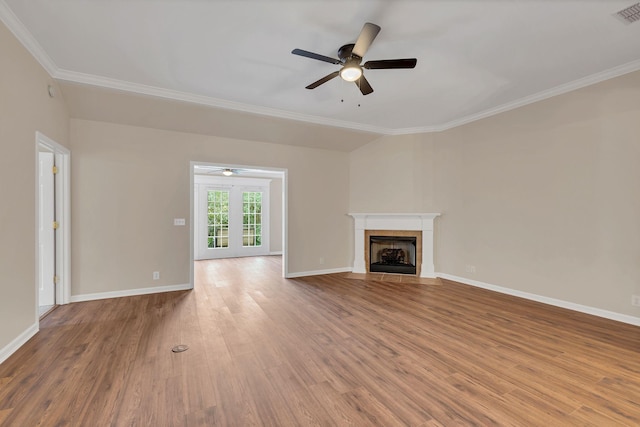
338, 43, 360, 62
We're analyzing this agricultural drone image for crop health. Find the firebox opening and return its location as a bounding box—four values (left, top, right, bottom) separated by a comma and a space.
369, 236, 417, 275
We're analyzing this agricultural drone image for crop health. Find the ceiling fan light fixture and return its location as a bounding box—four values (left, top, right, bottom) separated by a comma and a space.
222, 168, 234, 176
340, 64, 362, 82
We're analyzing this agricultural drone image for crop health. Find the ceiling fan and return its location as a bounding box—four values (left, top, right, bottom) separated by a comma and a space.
291, 22, 417, 95
194, 166, 242, 176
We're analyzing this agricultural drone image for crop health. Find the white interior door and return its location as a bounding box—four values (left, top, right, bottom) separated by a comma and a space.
38, 152, 55, 307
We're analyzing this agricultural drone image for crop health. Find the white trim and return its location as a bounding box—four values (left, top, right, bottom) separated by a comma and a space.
189, 162, 195, 290
56, 148, 71, 305
0, 2, 57, 76
349, 213, 440, 278
286, 267, 353, 279
35, 132, 71, 321
389, 59, 640, 135
437, 273, 640, 327
269, 251, 283, 256
54, 60, 640, 136
70, 283, 192, 303
282, 169, 288, 278
4, 2, 639, 136
0, 323, 38, 365
54, 69, 391, 134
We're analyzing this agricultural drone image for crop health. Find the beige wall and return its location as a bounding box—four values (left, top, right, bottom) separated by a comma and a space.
0, 22, 69, 351
350, 70, 640, 317
350, 133, 435, 213
69, 119, 350, 296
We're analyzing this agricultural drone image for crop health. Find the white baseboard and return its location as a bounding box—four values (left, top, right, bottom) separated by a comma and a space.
269, 251, 283, 256
0, 322, 38, 365
437, 273, 640, 327
286, 267, 352, 279
70, 283, 193, 303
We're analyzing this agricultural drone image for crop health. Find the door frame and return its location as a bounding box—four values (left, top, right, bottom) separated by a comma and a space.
35, 132, 71, 321
189, 162, 288, 287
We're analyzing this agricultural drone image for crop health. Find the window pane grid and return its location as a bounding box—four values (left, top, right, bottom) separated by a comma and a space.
242, 191, 262, 247
207, 190, 229, 248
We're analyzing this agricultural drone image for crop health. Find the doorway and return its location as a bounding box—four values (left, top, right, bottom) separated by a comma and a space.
190, 163, 287, 285
195, 176, 272, 260
36, 132, 70, 319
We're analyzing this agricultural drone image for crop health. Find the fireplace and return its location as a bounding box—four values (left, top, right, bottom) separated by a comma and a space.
369, 235, 417, 275
349, 213, 440, 278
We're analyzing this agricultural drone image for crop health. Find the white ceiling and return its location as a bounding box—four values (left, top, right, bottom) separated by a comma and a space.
2, 0, 640, 135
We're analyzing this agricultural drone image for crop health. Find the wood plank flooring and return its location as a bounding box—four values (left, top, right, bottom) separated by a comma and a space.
1, 256, 639, 426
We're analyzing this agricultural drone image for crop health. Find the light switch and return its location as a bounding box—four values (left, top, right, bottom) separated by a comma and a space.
174, 218, 186, 226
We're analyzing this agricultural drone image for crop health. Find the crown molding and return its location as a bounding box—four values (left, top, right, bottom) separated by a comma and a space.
3, 0, 640, 137
53, 68, 392, 135
66, 58, 640, 137
390, 58, 640, 135
0, 1, 57, 76
0, 0, 390, 135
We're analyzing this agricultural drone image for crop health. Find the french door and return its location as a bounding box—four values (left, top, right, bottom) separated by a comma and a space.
197, 182, 269, 260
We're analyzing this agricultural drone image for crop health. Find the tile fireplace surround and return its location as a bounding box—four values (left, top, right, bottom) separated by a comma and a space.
349, 213, 440, 278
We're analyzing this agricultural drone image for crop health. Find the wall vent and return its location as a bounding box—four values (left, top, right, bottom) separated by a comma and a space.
616, 3, 640, 23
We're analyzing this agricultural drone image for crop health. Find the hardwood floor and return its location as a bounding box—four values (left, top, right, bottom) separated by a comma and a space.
1, 256, 639, 426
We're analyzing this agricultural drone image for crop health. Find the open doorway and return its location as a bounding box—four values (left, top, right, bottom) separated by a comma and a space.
189, 162, 287, 287
36, 132, 70, 319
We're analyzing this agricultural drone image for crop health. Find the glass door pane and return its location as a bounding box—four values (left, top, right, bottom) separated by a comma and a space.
242, 191, 262, 247
207, 190, 229, 249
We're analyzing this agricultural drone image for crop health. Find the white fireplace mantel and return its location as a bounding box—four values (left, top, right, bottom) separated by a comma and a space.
348, 213, 441, 278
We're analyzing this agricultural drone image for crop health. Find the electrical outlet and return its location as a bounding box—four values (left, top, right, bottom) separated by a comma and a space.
465, 265, 476, 274
174, 218, 186, 226
153, 271, 160, 280
319, 257, 325, 265
632, 295, 640, 307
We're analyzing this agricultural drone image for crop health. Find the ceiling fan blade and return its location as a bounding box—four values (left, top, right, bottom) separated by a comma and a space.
363, 58, 417, 69
352, 22, 381, 58
305, 71, 340, 89
355, 74, 374, 95
292, 49, 341, 65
